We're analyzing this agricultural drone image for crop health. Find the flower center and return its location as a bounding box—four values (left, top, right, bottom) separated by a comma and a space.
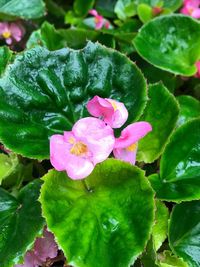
2, 30, 11, 39
70, 141, 88, 156
126, 143, 137, 152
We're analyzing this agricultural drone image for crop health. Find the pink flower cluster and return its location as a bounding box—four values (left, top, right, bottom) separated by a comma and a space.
15, 228, 58, 267
180, 0, 200, 19
0, 22, 24, 45
89, 9, 110, 29
50, 96, 152, 180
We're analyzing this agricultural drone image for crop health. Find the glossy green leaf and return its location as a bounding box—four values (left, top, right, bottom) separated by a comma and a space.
169, 201, 200, 267
114, 0, 137, 20
40, 159, 155, 267
0, 153, 19, 185
152, 200, 169, 251
134, 15, 200, 76
176, 95, 200, 127
0, 46, 13, 76
74, 0, 94, 16
157, 250, 188, 267
149, 118, 200, 202
0, 0, 45, 20
27, 22, 99, 50
0, 42, 147, 159
0, 180, 44, 267
95, 0, 116, 18
137, 83, 179, 163
137, 4, 153, 23
135, 55, 177, 93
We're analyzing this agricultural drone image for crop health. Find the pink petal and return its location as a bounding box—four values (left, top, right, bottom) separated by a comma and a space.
192, 8, 200, 17
72, 117, 115, 165
89, 9, 98, 16
10, 22, 23, 41
50, 133, 73, 171
87, 96, 113, 118
115, 122, 152, 149
113, 144, 137, 165
95, 19, 104, 29
66, 156, 94, 179
34, 228, 58, 261
195, 61, 200, 77
5, 38, 12, 45
87, 96, 128, 128
0, 22, 9, 34
106, 98, 128, 128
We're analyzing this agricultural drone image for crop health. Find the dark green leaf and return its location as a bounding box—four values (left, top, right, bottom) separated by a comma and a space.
176, 95, 200, 127
137, 83, 179, 163
149, 118, 200, 201
152, 200, 169, 251
40, 159, 155, 267
0, 180, 44, 267
0, 46, 13, 76
134, 15, 200, 76
169, 201, 200, 267
0, 42, 147, 159
0, 0, 46, 20
74, 0, 94, 17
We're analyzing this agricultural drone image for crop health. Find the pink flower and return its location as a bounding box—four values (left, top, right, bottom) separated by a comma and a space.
15, 227, 58, 267
195, 61, 200, 78
180, 0, 200, 19
87, 96, 128, 128
152, 6, 163, 16
113, 122, 152, 165
89, 9, 110, 29
0, 22, 24, 45
50, 117, 115, 179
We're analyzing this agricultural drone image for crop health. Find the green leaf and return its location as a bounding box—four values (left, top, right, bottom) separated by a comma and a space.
0, 42, 147, 159
0, 180, 44, 267
0, 46, 13, 76
74, 0, 94, 16
27, 22, 99, 50
0, 0, 46, 20
152, 200, 169, 251
169, 201, 200, 267
149, 118, 200, 202
137, 83, 179, 163
157, 250, 188, 267
40, 159, 155, 267
137, 3, 153, 23
135, 55, 177, 93
95, 0, 116, 18
176, 95, 200, 127
134, 15, 200, 76
114, 0, 137, 20
0, 153, 19, 185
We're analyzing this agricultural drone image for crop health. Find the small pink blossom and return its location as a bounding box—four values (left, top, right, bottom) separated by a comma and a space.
152, 6, 163, 16
195, 61, 200, 78
50, 117, 115, 179
113, 122, 152, 165
89, 9, 110, 29
15, 227, 58, 267
180, 0, 200, 19
87, 96, 128, 128
0, 22, 24, 45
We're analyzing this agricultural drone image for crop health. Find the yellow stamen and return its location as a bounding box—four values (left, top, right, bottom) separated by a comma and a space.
2, 30, 11, 39
70, 141, 88, 156
68, 137, 75, 144
109, 100, 118, 111
126, 143, 137, 152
